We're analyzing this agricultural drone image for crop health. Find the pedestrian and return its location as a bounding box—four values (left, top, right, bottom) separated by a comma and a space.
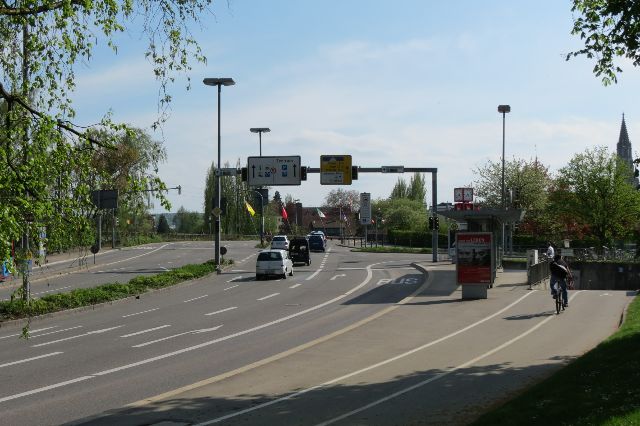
549, 253, 571, 307
546, 241, 555, 261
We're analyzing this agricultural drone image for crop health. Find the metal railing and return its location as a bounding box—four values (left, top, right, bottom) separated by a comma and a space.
527, 260, 550, 289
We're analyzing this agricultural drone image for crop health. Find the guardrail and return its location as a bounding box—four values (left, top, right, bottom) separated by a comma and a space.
527, 260, 549, 289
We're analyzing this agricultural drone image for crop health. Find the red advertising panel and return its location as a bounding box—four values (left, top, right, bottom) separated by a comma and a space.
456, 232, 493, 284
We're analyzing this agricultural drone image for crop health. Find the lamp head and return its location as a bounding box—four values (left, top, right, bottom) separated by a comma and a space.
203, 78, 235, 87
497, 105, 511, 113
250, 128, 271, 133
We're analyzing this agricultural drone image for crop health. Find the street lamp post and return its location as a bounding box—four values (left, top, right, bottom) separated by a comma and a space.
250, 128, 270, 156
497, 105, 511, 208
204, 77, 235, 267
498, 104, 511, 259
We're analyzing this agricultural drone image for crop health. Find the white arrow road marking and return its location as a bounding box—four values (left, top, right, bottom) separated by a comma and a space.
133, 326, 223, 348
330, 274, 346, 281
32, 326, 123, 348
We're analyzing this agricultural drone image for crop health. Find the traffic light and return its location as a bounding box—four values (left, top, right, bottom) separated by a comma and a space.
352, 166, 358, 180
428, 216, 434, 230
434, 216, 440, 230
241, 167, 248, 182
301, 166, 307, 181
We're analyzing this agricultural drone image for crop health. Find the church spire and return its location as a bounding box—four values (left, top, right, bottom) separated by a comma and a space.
617, 113, 632, 166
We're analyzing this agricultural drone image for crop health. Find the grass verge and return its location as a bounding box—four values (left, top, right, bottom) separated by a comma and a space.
471, 295, 640, 425
0, 260, 224, 322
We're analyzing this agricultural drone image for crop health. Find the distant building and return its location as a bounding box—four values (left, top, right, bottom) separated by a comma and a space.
616, 113, 638, 186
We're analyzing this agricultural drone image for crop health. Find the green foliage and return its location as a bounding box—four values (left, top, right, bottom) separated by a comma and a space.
472, 295, 640, 425
0, 260, 219, 321
569, 0, 640, 85
157, 215, 170, 233
550, 146, 640, 247
374, 198, 427, 232
390, 177, 408, 199
173, 206, 204, 233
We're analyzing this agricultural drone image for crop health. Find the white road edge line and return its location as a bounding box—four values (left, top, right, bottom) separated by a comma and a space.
195, 289, 544, 425
0, 261, 378, 402
0, 352, 63, 369
133, 326, 223, 348
315, 291, 585, 426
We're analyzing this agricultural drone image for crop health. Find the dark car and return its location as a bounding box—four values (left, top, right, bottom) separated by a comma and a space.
289, 237, 311, 266
308, 234, 326, 252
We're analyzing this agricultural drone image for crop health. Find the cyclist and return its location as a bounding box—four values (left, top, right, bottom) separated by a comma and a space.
549, 253, 571, 307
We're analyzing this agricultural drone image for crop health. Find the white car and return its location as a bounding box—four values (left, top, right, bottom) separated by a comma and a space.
256, 249, 293, 280
270, 235, 290, 250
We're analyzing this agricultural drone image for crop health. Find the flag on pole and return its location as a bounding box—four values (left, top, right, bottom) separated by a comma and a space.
316, 208, 326, 218
245, 201, 255, 216
281, 206, 288, 220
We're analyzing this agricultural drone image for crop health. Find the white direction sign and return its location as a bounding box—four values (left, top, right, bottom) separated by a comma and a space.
247, 156, 302, 186
360, 192, 372, 225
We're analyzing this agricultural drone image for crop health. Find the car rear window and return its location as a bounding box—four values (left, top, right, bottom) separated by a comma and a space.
309, 236, 322, 243
273, 236, 285, 241
258, 251, 283, 261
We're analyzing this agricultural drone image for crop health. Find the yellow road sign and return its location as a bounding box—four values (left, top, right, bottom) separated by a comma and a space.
320, 155, 352, 185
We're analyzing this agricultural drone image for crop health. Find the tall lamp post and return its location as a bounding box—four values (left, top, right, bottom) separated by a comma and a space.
204, 77, 235, 266
250, 128, 270, 156
497, 105, 511, 208
498, 104, 511, 259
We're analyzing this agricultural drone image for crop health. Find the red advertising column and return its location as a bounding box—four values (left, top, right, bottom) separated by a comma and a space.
456, 232, 493, 285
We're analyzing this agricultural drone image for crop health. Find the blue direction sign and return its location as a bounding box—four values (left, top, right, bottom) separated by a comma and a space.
247, 156, 302, 186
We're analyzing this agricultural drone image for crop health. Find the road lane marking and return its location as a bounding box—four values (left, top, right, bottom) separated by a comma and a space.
29, 326, 83, 338
120, 325, 171, 338
33, 285, 72, 296
122, 308, 159, 318
184, 295, 208, 303
257, 293, 280, 301
330, 274, 346, 281
132, 326, 223, 348
0, 261, 379, 402
223, 285, 239, 291
0, 376, 95, 404
227, 276, 244, 282
205, 307, 237, 316
289, 284, 302, 289
315, 291, 585, 425
0, 352, 63, 369
0, 326, 58, 340
31, 326, 123, 348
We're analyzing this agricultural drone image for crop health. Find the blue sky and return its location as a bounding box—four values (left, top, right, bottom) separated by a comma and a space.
71, 1, 640, 213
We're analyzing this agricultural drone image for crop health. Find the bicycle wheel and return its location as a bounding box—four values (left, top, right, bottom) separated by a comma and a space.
556, 291, 562, 314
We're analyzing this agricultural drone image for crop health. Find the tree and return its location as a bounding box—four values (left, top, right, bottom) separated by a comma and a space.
0, 1, 213, 263
568, 0, 640, 85
324, 189, 360, 210
373, 198, 427, 231
390, 178, 408, 199
174, 207, 204, 234
407, 173, 427, 203
550, 146, 640, 247
157, 215, 170, 234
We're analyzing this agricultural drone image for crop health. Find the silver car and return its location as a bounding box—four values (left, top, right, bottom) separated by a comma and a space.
256, 249, 294, 280
270, 235, 290, 250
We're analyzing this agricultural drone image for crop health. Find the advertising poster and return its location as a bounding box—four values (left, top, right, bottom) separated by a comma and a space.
456, 232, 493, 284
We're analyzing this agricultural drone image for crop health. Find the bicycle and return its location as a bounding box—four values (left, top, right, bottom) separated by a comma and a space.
554, 281, 565, 314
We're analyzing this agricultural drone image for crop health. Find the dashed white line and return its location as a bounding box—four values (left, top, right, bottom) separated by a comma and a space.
122, 308, 159, 318
223, 285, 239, 291
29, 326, 83, 338
32, 326, 124, 348
33, 285, 72, 296
289, 284, 302, 289
257, 293, 280, 301
227, 276, 244, 283
132, 326, 223, 348
120, 325, 171, 338
205, 307, 237, 316
184, 295, 208, 303
0, 352, 63, 369
0, 326, 58, 340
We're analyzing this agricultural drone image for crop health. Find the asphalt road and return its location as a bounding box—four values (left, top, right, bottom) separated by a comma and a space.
0, 242, 634, 425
